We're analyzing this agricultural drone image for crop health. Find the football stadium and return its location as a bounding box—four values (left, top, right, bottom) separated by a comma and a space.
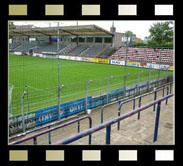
8, 21, 174, 145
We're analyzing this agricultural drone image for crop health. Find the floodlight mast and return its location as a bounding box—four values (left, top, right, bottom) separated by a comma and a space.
57, 22, 61, 120
112, 21, 115, 48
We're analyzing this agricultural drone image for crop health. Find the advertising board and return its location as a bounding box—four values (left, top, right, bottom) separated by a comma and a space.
33, 53, 43, 57
14, 52, 22, 55
169, 66, 174, 71
160, 64, 169, 70
90, 58, 98, 63
127, 61, 137, 67
97, 58, 109, 64
35, 97, 91, 126
109, 60, 125, 65
9, 112, 36, 135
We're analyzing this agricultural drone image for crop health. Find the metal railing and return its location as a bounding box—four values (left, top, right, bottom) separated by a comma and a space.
117, 84, 170, 130
9, 115, 92, 145
9, 115, 80, 141
53, 93, 173, 145
101, 82, 172, 124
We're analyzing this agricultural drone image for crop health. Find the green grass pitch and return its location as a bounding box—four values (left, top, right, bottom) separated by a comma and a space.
9, 54, 171, 116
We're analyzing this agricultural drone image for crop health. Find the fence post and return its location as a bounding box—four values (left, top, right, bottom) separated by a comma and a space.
101, 107, 104, 124
137, 71, 143, 94
158, 48, 162, 86
107, 76, 113, 104
162, 86, 165, 97
148, 69, 153, 90
58, 85, 64, 120
166, 87, 169, 105
123, 73, 130, 97
117, 104, 123, 130
21, 91, 27, 133
48, 126, 51, 144
77, 120, 80, 133
138, 97, 141, 120
153, 88, 157, 112
85, 80, 92, 111
153, 101, 161, 142
89, 118, 92, 145
25, 85, 30, 112
166, 68, 169, 84
133, 98, 136, 110
106, 125, 111, 145
170, 82, 172, 94
33, 137, 37, 145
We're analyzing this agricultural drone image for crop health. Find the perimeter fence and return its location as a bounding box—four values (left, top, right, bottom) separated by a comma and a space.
9, 71, 173, 136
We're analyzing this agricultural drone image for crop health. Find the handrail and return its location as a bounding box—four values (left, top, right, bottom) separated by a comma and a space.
101, 82, 172, 124
53, 93, 173, 145
117, 84, 170, 130
101, 95, 135, 123
9, 115, 92, 145
9, 115, 80, 141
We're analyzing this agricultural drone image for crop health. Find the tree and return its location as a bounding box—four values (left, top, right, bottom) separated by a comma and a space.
125, 31, 133, 47
9, 22, 16, 30
148, 21, 173, 47
9, 22, 16, 39
133, 41, 147, 47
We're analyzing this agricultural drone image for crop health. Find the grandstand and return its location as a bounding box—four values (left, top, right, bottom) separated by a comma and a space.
9, 24, 173, 65
37, 44, 66, 53
110, 47, 174, 65
82, 45, 108, 57
69, 45, 89, 56
9, 25, 115, 58
15, 43, 37, 52
9, 42, 21, 51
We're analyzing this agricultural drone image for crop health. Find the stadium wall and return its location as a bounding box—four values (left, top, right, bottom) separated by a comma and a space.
58, 55, 170, 70
11, 53, 171, 70
9, 76, 173, 135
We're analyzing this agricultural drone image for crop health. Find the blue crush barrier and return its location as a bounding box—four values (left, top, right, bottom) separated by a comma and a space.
35, 88, 124, 127
9, 115, 80, 141
10, 115, 92, 145
35, 97, 90, 126
117, 85, 170, 130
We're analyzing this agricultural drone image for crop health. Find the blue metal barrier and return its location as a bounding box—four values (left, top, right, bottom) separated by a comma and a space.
101, 83, 171, 127
53, 93, 173, 145
9, 115, 80, 141
117, 84, 170, 130
101, 95, 136, 124
9, 115, 92, 145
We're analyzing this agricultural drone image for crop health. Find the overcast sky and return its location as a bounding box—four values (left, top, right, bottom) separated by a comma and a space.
12, 20, 173, 39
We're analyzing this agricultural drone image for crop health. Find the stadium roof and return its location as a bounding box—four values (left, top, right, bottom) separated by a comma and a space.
9, 25, 113, 37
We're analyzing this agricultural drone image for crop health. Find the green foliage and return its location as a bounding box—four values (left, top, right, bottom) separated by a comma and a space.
147, 21, 173, 47
133, 42, 147, 47
9, 22, 16, 39
9, 22, 16, 30
125, 31, 134, 46
125, 31, 133, 37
